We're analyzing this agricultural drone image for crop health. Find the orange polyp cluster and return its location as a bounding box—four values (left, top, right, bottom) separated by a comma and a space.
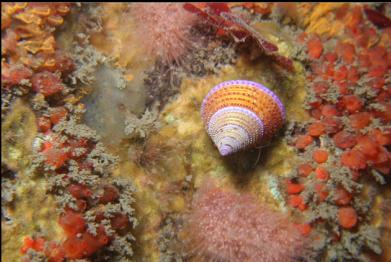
286, 179, 305, 194
58, 209, 110, 259
338, 206, 358, 229
110, 213, 130, 230
349, 112, 371, 129
288, 4, 390, 252
312, 81, 329, 94
62, 224, 109, 259
41, 141, 69, 170
341, 95, 363, 113
286, 177, 308, 211
322, 116, 342, 134
315, 166, 329, 181
1, 63, 33, 89
99, 185, 120, 204
44, 241, 65, 262
341, 149, 367, 170
39, 130, 91, 169
20, 236, 46, 254
312, 149, 329, 164
295, 223, 313, 237
333, 131, 357, 149
306, 36, 323, 59
298, 163, 313, 177
295, 135, 313, 149
308, 122, 326, 137
320, 104, 338, 117
288, 195, 307, 211
39, 133, 69, 169
334, 187, 353, 206
67, 184, 93, 199
49, 107, 68, 125
314, 183, 329, 202
371, 128, 391, 146
59, 210, 87, 237
336, 42, 356, 64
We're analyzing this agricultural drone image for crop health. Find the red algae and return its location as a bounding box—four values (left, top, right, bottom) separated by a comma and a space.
31, 71, 64, 97
364, 7, 391, 29
1, 63, 33, 89
49, 107, 68, 125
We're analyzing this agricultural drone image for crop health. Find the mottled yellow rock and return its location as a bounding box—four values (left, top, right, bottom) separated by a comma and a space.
1, 174, 62, 262
1, 99, 37, 172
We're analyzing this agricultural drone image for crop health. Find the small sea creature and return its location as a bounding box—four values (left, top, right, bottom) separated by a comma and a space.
201, 80, 285, 156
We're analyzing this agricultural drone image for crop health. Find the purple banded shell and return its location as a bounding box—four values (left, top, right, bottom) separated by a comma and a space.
201, 80, 286, 156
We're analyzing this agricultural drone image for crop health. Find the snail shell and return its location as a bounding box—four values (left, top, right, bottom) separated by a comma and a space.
201, 80, 286, 156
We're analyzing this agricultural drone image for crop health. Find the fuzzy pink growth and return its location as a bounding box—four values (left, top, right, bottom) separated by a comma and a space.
185, 183, 305, 262
130, 3, 198, 65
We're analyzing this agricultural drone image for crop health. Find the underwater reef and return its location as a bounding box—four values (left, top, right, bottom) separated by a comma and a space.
1, 2, 390, 262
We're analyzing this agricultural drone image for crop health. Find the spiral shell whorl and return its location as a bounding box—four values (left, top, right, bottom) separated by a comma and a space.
201, 80, 285, 156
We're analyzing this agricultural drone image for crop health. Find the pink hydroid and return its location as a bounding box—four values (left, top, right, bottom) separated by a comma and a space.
130, 3, 198, 65
184, 181, 306, 262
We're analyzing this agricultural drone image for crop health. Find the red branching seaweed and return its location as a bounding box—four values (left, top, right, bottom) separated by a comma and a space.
184, 3, 296, 71
364, 7, 391, 29
184, 3, 279, 53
